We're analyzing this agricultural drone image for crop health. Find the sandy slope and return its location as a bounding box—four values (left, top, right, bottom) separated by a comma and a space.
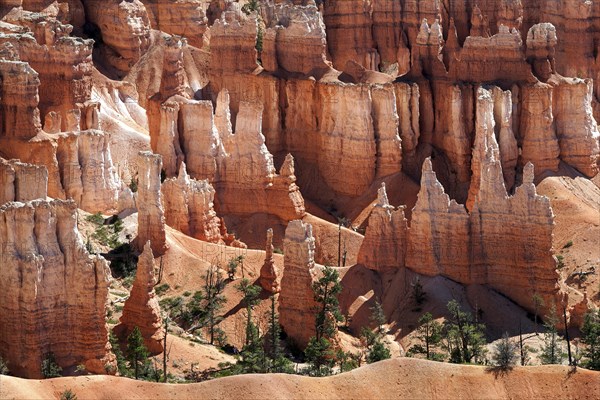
2, 358, 598, 400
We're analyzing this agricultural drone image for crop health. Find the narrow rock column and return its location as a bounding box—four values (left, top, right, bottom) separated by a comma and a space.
115, 241, 164, 354
279, 220, 318, 348
137, 151, 168, 256
259, 228, 280, 293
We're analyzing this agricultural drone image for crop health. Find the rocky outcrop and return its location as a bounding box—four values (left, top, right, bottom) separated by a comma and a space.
209, 9, 259, 75
115, 241, 164, 354
519, 82, 560, 174
0, 158, 47, 204
0, 56, 42, 140
406, 158, 471, 280
149, 87, 305, 223
361, 152, 563, 317
357, 183, 407, 272
262, 1, 330, 75
0, 199, 115, 378
141, 0, 208, 48
82, 0, 151, 76
259, 228, 280, 294
549, 77, 600, 177
279, 220, 318, 348
322, 0, 375, 71
0, 11, 94, 126
137, 151, 168, 256
161, 162, 222, 243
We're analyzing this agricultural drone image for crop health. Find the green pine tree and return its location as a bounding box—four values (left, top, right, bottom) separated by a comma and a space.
126, 326, 149, 379
540, 305, 565, 365
409, 312, 443, 361
581, 309, 600, 370
443, 300, 487, 364
305, 266, 343, 375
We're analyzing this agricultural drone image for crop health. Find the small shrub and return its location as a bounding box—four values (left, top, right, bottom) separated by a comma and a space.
85, 212, 104, 225
122, 276, 135, 289
0, 356, 8, 375
273, 248, 284, 255
59, 389, 78, 400
155, 283, 170, 296
556, 255, 565, 269
183, 291, 192, 297
563, 241, 573, 249
115, 305, 124, 312
492, 333, 518, 369
41, 352, 62, 378
129, 177, 138, 193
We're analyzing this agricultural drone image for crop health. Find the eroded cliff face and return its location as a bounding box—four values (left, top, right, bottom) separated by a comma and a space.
115, 241, 164, 354
0, 199, 115, 378
279, 220, 318, 348
0, 158, 47, 204
161, 162, 222, 243
82, 0, 152, 76
360, 88, 563, 316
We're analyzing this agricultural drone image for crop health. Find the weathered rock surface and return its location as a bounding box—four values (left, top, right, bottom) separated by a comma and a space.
137, 151, 168, 256
0, 158, 47, 204
0, 199, 115, 378
141, 0, 208, 48
279, 220, 318, 348
161, 162, 222, 243
82, 0, 151, 76
115, 241, 164, 354
357, 183, 407, 272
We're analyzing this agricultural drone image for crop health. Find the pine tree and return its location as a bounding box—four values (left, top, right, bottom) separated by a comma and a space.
360, 301, 391, 364
109, 330, 129, 376
581, 309, 600, 370
305, 266, 343, 375
409, 312, 443, 360
126, 326, 149, 379
492, 333, 518, 369
443, 300, 487, 364
235, 278, 266, 373
41, 352, 62, 378
540, 306, 565, 365
265, 296, 293, 373
203, 266, 227, 345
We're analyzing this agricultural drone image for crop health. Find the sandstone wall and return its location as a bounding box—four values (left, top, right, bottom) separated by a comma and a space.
0, 159, 47, 204
161, 162, 222, 243
0, 199, 115, 378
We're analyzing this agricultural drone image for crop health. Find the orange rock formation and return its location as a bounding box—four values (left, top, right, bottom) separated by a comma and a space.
115, 241, 164, 354
0, 200, 115, 378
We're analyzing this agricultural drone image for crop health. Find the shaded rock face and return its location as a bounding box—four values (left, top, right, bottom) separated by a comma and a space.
161, 162, 222, 243
0, 158, 47, 204
137, 151, 168, 256
0, 199, 115, 378
115, 241, 164, 354
279, 220, 318, 348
